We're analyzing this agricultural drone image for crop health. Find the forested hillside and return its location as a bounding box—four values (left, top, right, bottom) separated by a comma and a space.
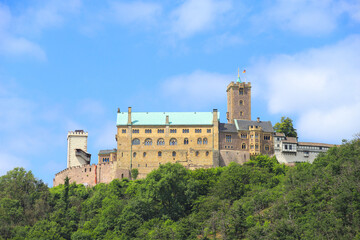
1, 137, 360, 240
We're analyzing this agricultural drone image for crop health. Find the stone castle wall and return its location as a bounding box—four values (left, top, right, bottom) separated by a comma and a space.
53, 161, 130, 187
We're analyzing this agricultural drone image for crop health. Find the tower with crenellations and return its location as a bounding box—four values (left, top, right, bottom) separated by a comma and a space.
67, 130, 91, 168
226, 73, 251, 123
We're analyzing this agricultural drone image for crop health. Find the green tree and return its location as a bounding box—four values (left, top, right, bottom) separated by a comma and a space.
273, 116, 297, 137
131, 168, 139, 180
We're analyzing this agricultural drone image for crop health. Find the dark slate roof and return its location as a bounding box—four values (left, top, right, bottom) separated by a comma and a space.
234, 119, 274, 132
219, 123, 238, 133
98, 149, 117, 155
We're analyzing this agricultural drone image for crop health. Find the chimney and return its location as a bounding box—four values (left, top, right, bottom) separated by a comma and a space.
166, 115, 169, 125
257, 117, 260, 123
117, 108, 120, 113
213, 109, 218, 123
127, 107, 132, 125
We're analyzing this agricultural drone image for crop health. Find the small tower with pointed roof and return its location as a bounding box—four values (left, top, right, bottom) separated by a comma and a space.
226, 69, 251, 123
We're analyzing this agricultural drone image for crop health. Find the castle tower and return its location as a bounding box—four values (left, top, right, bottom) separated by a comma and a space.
226, 75, 251, 123
67, 130, 91, 168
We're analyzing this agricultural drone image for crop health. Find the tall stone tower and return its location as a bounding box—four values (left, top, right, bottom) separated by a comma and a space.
67, 130, 91, 168
226, 76, 251, 123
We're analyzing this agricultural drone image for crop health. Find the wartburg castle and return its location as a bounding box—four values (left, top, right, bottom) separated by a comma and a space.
54, 76, 333, 186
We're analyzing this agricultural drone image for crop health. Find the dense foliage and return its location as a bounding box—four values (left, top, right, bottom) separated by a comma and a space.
1, 137, 360, 239
274, 116, 298, 137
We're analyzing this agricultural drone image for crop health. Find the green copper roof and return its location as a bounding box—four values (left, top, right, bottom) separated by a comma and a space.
237, 76, 242, 83
117, 112, 219, 126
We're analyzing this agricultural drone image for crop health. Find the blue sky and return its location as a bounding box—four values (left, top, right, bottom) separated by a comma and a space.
0, 0, 359, 185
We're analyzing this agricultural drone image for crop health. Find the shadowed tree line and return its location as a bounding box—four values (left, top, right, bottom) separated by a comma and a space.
1, 135, 360, 239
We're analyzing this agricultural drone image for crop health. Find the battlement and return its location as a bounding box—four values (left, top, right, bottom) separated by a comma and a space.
226, 81, 251, 91
68, 130, 88, 136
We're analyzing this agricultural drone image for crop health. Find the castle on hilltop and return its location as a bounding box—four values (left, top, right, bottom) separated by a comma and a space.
54, 77, 334, 186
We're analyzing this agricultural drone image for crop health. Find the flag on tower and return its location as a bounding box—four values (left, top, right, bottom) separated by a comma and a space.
243, 69, 246, 73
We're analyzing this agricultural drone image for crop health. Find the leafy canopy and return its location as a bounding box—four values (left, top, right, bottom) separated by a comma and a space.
273, 116, 297, 137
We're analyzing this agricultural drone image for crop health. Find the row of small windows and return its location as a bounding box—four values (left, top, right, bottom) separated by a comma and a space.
133, 151, 210, 158
122, 129, 212, 134
102, 158, 110, 163
224, 143, 270, 151
132, 138, 209, 145
226, 134, 271, 142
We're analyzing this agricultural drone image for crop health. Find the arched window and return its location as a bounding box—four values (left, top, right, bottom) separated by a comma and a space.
242, 143, 246, 150
121, 173, 124, 178
255, 144, 259, 150
133, 152, 136, 157
158, 151, 162, 157
203, 138, 208, 144
197, 138, 202, 144
206, 151, 209, 156
195, 151, 199, 156
157, 138, 165, 145
240, 100, 244, 105
132, 138, 140, 145
240, 111, 243, 116
143, 152, 146, 157
172, 151, 176, 157
265, 145, 270, 151
144, 138, 152, 145
170, 138, 177, 145
184, 138, 189, 145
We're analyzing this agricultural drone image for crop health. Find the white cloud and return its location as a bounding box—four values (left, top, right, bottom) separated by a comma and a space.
161, 70, 233, 109
256, 0, 360, 35
170, 0, 232, 38
250, 35, 360, 143
0, 0, 81, 59
110, 1, 162, 25
0, 152, 29, 176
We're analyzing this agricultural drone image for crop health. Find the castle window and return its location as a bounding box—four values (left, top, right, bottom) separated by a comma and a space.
184, 138, 189, 145
197, 138, 202, 144
240, 111, 243, 116
250, 145, 254, 149
195, 129, 202, 133
146, 163, 147, 167
195, 151, 199, 156
121, 174, 124, 178
157, 138, 165, 145
138, 164, 140, 167
206, 151, 209, 156
242, 143, 246, 149
241, 134, 247, 138
251, 135, 254, 139
255, 134, 258, 139
172, 151, 176, 157
289, 145, 292, 150
133, 152, 136, 157
158, 151, 162, 157
207, 129, 211, 133
240, 100, 244, 105
132, 138, 140, 145
132, 129, 139, 133
158, 129, 164, 133
284, 145, 288, 150
122, 129, 126, 133
170, 138, 177, 145
144, 138, 152, 145
183, 129, 189, 133
203, 138, 208, 144
255, 144, 259, 150
239, 88, 244, 95
145, 129, 152, 133
264, 135, 270, 140
85, 168, 86, 172
170, 129, 177, 133
265, 145, 270, 151
143, 152, 146, 157
121, 152, 123, 157
226, 135, 232, 143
